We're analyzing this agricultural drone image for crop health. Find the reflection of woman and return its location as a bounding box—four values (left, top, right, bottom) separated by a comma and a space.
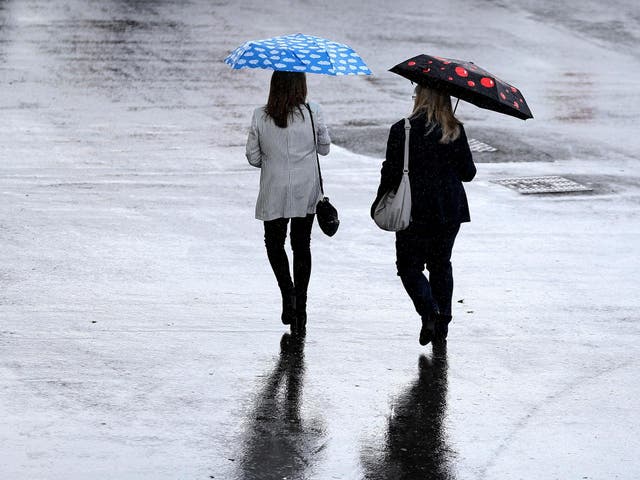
237, 333, 325, 480
361, 344, 454, 479
372, 85, 476, 346
246, 72, 331, 331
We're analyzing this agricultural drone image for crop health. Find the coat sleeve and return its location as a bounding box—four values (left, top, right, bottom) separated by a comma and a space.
449, 125, 476, 182
245, 109, 263, 168
371, 123, 403, 218
312, 103, 331, 156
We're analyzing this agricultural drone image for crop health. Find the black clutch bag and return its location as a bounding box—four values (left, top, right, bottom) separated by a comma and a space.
316, 196, 339, 237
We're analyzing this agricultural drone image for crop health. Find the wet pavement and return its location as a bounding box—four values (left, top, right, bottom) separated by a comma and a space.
1, 1, 640, 479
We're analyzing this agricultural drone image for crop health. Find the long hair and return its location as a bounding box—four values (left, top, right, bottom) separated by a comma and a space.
410, 85, 461, 143
265, 71, 308, 128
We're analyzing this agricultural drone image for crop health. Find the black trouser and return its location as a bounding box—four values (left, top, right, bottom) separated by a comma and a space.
395, 223, 460, 318
263, 214, 314, 298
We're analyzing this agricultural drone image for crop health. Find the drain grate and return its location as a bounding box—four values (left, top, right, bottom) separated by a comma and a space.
468, 138, 497, 152
492, 176, 593, 194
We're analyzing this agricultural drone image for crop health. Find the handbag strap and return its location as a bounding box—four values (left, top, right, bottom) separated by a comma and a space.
403, 118, 411, 174
304, 103, 324, 196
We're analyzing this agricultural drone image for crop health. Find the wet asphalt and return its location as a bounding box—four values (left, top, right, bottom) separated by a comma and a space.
1, 1, 640, 479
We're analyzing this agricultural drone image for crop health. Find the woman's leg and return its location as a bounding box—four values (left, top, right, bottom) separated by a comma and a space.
396, 225, 439, 346
425, 224, 460, 341
425, 224, 460, 317
290, 214, 314, 325
264, 218, 296, 324
396, 225, 437, 318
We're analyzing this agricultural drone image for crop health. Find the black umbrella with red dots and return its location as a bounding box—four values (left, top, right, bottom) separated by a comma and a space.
390, 54, 533, 120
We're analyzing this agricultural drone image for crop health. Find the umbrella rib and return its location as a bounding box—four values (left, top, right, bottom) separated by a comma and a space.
305, 35, 336, 73
289, 50, 309, 68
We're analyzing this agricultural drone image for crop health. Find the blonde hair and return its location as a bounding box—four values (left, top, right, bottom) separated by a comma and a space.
411, 85, 461, 143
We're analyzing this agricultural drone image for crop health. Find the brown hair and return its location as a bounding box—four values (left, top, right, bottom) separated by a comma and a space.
411, 85, 461, 143
265, 71, 308, 128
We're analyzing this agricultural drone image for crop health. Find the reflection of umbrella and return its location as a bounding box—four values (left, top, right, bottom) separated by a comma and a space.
225, 33, 372, 76
390, 54, 532, 120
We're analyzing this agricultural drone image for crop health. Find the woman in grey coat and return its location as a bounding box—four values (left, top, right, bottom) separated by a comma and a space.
246, 71, 330, 331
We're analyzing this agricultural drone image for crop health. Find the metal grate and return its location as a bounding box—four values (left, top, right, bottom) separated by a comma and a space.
468, 138, 497, 152
492, 175, 593, 194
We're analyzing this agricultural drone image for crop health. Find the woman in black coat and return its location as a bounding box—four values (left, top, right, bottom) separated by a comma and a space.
372, 84, 476, 346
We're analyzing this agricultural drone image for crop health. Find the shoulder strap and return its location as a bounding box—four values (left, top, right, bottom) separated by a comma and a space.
403, 118, 411, 174
305, 103, 324, 195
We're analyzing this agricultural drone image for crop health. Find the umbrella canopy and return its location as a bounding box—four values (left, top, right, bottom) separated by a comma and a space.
224, 33, 372, 76
390, 54, 532, 120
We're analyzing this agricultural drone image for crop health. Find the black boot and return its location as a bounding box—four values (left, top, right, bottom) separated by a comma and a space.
434, 314, 452, 342
293, 293, 307, 332
281, 290, 296, 325
419, 312, 436, 346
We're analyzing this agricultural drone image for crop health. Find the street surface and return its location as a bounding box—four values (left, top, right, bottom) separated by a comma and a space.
1, 1, 639, 478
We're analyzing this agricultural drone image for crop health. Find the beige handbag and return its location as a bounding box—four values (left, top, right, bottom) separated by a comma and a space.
373, 118, 412, 231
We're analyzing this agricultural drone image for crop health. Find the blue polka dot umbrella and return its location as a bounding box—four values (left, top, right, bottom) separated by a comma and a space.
224, 33, 372, 76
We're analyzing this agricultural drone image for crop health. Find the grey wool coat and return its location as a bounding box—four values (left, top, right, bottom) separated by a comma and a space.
246, 102, 331, 221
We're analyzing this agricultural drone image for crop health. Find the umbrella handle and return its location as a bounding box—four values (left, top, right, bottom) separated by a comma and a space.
453, 97, 460, 114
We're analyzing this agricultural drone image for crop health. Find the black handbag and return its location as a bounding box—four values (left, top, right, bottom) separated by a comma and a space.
305, 104, 339, 237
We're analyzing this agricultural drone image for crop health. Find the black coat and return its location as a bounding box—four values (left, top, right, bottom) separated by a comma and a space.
371, 114, 476, 226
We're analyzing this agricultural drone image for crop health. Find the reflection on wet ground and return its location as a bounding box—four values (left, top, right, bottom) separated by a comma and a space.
361, 343, 455, 480
237, 333, 326, 480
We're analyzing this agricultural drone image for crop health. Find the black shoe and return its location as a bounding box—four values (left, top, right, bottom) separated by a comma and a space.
434, 314, 452, 342
281, 291, 296, 325
419, 313, 436, 346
